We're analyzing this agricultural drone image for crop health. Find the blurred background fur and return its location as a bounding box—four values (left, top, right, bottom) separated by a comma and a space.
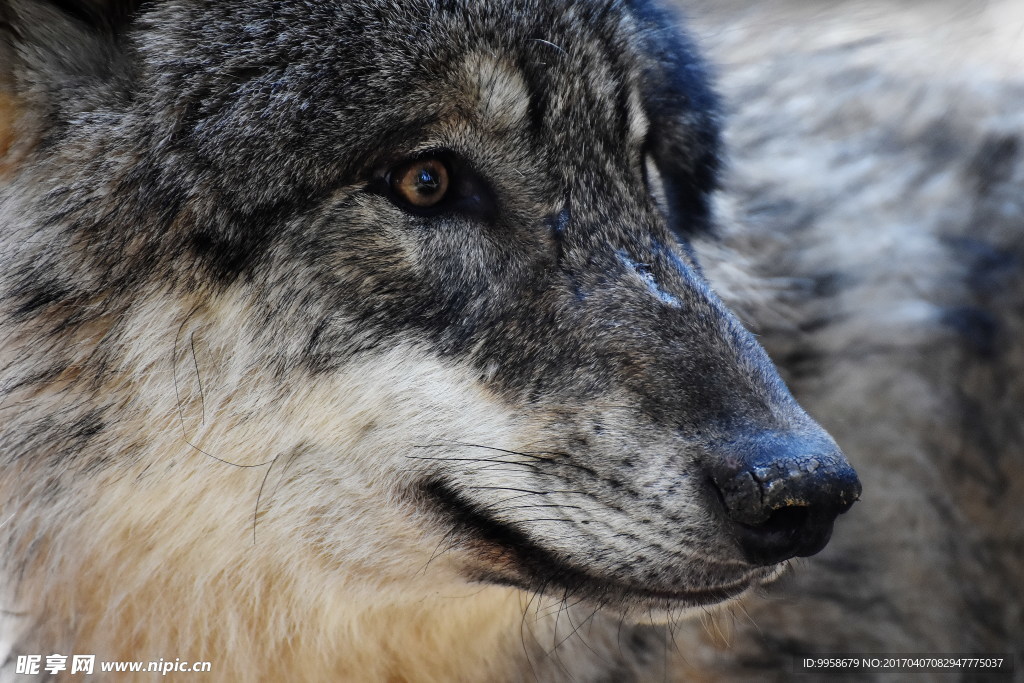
672, 1, 1024, 677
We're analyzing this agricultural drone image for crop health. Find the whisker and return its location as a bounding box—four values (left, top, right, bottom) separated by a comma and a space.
467, 485, 588, 496
189, 331, 205, 425
252, 451, 282, 544
172, 308, 272, 469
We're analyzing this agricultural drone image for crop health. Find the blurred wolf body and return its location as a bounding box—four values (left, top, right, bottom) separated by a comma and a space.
671, 1, 1024, 678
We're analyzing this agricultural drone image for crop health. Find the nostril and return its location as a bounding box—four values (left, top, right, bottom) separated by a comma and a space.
749, 505, 809, 536
729, 505, 836, 566
709, 467, 771, 526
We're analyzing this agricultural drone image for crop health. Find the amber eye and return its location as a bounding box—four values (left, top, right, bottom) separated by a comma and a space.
390, 158, 451, 208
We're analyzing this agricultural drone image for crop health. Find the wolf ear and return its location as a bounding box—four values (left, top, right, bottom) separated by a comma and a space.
36, 0, 142, 31
1, 0, 142, 39
0, 0, 143, 77
0, 0, 141, 168
626, 0, 722, 239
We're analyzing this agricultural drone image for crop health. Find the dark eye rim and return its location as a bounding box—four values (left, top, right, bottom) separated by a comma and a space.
372, 150, 498, 221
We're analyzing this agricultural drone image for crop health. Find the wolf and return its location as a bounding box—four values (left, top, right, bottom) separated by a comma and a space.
0, 0, 1017, 681
0, 0, 865, 679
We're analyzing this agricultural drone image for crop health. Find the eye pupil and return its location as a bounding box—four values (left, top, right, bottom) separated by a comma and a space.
416, 169, 439, 192
392, 158, 451, 209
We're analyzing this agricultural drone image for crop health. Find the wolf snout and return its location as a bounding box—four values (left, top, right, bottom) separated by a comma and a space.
706, 432, 861, 566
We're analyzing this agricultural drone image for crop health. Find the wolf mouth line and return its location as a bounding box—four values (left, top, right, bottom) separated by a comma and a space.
421, 477, 780, 610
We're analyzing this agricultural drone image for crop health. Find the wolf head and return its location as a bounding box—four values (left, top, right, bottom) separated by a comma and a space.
0, 0, 859, 621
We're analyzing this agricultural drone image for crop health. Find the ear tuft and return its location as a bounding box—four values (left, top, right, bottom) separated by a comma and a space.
45, 0, 143, 33
0, 0, 143, 174
0, 0, 144, 85
1, 0, 144, 51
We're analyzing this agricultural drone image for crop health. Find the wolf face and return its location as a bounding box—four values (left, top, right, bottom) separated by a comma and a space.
0, 0, 859, 672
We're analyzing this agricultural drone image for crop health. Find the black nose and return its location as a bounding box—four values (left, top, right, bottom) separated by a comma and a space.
707, 432, 861, 566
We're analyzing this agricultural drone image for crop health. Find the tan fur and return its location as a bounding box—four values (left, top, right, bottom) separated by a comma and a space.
0, 93, 26, 177
1, 284, 544, 680
0, 94, 15, 157
2, 266, 777, 679
0, 281, 691, 681
0, 27, 37, 178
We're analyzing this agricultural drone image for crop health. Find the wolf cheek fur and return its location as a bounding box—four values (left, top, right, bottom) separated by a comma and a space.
0, 0, 860, 680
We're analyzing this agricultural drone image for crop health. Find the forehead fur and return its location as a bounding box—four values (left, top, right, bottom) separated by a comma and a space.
127, 0, 716, 190
457, 54, 530, 131
2, 0, 721, 294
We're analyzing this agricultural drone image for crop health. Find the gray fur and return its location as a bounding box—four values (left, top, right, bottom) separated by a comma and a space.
0, 0, 1019, 680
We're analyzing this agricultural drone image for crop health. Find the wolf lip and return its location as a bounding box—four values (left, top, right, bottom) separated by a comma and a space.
477, 566, 760, 610
420, 478, 769, 608
590, 573, 762, 606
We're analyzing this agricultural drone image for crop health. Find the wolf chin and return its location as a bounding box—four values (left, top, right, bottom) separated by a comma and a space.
1, 0, 1018, 681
